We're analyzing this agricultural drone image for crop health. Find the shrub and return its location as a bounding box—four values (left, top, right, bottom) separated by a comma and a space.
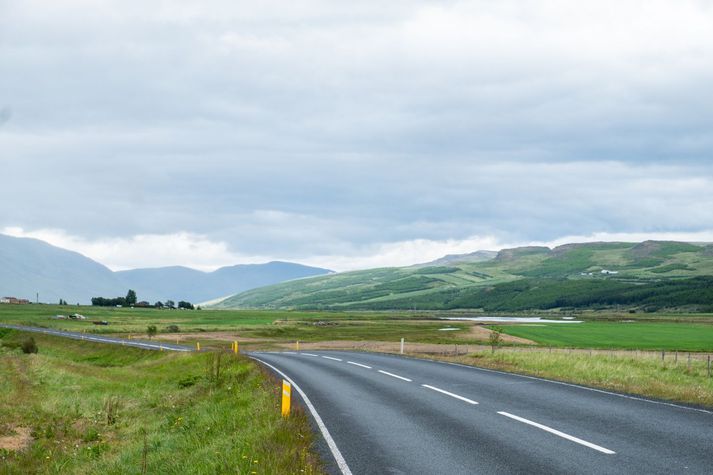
165, 325, 180, 333
21, 337, 38, 354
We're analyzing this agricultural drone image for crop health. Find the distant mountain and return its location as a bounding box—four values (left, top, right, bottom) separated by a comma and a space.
0, 234, 124, 304
116, 262, 332, 303
219, 241, 713, 312
0, 234, 332, 304
420, 250, 497, 266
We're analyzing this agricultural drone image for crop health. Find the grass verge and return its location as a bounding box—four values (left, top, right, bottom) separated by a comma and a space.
0, 329, 323, 474
423, 348, 713, 408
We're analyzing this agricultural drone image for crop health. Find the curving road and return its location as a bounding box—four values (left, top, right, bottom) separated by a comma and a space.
251, 350, 713, 475
4, 324, 711, 473
0, 323, 192, 352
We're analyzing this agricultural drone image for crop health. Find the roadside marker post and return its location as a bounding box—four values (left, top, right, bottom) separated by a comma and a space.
281, 380, 292, 417
233, 341, 239, 354
196, 342, 201, 352
400, 338, 404, 354
296, 340, 300, 351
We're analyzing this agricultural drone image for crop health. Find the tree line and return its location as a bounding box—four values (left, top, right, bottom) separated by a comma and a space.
91, 290, 195, 309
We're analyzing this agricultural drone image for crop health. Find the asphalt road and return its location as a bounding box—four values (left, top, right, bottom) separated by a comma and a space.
0, 323, 192, 352
251, 350, 713, 475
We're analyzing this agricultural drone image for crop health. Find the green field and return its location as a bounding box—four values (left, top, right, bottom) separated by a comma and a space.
0, 329, 322, 474
495, 322, 713, 351
0, 304, 404, 333
3, 304, 713, 351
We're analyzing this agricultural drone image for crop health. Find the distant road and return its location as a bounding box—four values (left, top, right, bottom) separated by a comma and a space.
0, 324, 192, 352
251, 350, 713, 475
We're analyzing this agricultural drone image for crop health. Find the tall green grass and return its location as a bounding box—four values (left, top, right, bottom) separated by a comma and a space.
0, 330, 323, 474
436, 349, 713, 407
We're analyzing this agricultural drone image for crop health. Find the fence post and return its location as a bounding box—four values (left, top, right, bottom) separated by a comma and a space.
708, 355, 711, 378
688, 353, 691, 371
661, 350, 665, 363
281, 380, 292, 417
400, 338, 404, 355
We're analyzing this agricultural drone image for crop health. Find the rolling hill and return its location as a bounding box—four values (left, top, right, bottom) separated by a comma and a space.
216, 241, 713, 312
0, 234, 331, 304
116, 261, 332, 303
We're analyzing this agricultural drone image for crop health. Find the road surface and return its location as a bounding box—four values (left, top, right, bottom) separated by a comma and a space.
0, 323, 192, 352
3, 325, 710, 473
251, 350, 713, 475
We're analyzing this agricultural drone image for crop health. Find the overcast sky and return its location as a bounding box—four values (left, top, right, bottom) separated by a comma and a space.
2, 0, 713, 271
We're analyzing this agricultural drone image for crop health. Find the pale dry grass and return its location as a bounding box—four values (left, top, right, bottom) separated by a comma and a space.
0, 426, 33, 452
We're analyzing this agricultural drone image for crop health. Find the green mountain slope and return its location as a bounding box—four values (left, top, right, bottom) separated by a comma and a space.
215, 241, 713, 312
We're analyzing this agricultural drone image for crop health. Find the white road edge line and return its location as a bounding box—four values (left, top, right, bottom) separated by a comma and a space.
250, 356, 353, 475
302, 353, 319, 357
347, 361, 372, 369
422, 384, 478, 405
497, 411, 615, 455
378, 370, 412, 382
322, 356, 343, 361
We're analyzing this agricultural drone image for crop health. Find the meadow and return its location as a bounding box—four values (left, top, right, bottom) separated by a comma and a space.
2, 304, 713, 352
494, 322, 713, 351
0, 328, 323, 474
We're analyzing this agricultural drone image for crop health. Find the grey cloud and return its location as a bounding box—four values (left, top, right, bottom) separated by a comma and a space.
0, 107, 10, 126
1, 1, 713, 266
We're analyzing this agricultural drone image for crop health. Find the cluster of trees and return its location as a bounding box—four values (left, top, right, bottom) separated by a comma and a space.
58, 299, 68, 305
91, 290, 138, 307
152, 300, 195, 309
92, 290, 197, 310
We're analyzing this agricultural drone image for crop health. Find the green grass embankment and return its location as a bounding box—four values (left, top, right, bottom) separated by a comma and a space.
0, 329, 323, 474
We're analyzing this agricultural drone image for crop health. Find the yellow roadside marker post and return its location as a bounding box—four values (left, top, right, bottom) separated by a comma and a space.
196, 342, 201, 351
233, 341, 239, 354
281, 380, 291, 417
296, 340, 300, 351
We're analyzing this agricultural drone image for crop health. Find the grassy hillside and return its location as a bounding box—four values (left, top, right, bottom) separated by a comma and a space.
217, 241, 713, 311
0, 329, 322, 474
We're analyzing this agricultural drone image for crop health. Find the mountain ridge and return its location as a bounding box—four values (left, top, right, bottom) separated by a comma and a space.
217, 240, 713, 311
0, 234, 331, 304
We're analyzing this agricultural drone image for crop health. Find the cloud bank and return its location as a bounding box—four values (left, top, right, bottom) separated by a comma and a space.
1, 1, 712, 270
